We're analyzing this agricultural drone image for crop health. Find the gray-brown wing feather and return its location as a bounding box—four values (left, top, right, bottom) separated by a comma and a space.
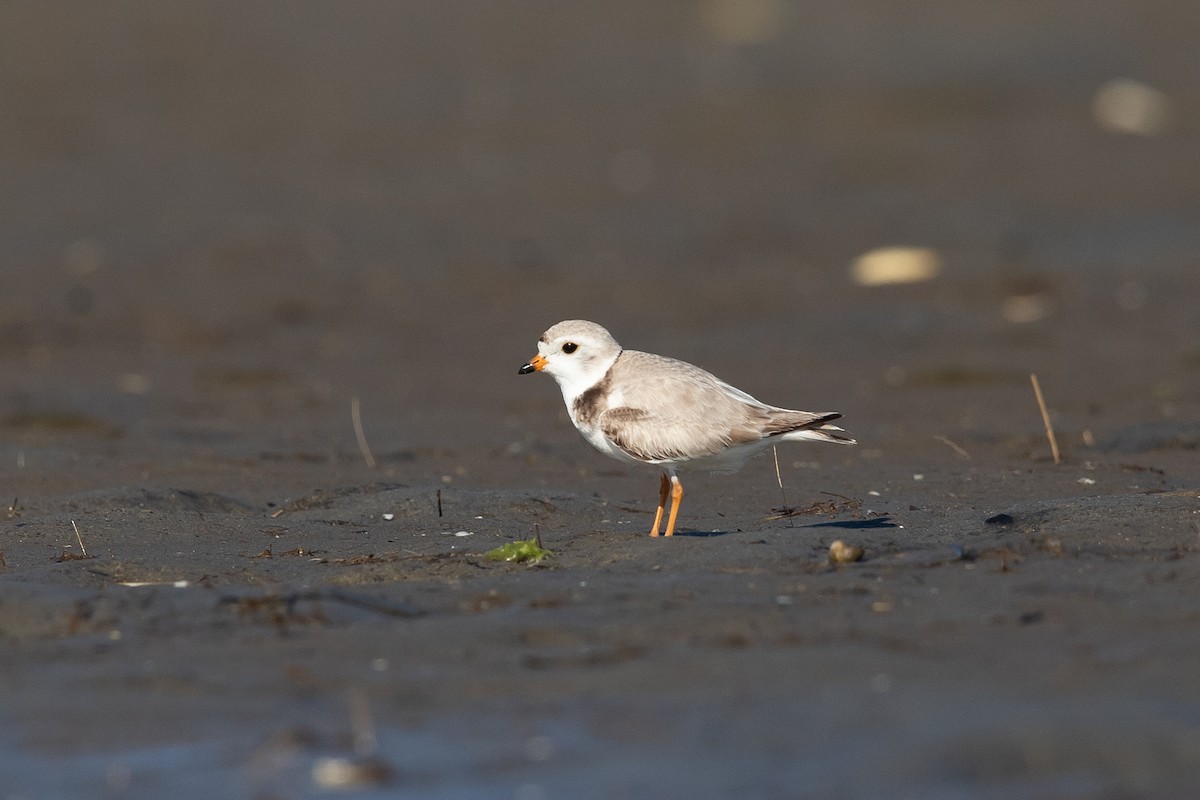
596, 350, 834, 462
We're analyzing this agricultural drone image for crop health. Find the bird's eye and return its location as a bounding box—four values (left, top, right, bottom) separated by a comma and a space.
561, 342, 578, 354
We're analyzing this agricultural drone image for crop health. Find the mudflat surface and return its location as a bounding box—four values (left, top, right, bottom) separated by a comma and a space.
2, 3, 1199, 798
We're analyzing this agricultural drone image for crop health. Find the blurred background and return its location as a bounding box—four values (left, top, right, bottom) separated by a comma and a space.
3, 7, 1198, 795
1, 0, 1197, 468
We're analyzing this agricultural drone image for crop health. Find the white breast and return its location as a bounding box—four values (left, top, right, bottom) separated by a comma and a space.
563, 375, 641, 466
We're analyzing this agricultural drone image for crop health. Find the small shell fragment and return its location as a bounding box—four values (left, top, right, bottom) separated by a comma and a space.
829, 539, 865, 564
1093, 78, 1170, 136
851, 246, 941, 286
311, 756, 393, 789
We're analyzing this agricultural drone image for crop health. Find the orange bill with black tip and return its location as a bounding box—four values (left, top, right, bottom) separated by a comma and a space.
518, 353, 548, 374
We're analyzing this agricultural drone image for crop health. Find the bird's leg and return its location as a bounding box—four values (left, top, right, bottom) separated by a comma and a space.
664, 474, 683, 537
650, 472, 670, 537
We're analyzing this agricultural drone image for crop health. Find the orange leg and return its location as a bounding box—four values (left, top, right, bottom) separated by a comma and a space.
663, 475, 683, 537
649, 472, 670, 537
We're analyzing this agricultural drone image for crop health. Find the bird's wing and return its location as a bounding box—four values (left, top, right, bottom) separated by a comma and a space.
596, 350, 771, 463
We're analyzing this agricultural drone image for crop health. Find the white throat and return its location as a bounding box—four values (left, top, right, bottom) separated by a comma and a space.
552, 350, 620, 410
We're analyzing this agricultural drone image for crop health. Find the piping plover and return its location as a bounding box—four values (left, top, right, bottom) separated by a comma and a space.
519, 320, 855, 536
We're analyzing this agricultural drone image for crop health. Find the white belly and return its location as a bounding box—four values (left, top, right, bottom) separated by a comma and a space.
576, 420, 643, 466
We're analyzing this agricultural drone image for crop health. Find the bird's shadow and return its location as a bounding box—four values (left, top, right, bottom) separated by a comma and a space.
804, 517, 899, 530
671, 529, 732, 538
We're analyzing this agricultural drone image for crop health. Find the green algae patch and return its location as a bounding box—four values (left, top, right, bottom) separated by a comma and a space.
485, 539, 552, 564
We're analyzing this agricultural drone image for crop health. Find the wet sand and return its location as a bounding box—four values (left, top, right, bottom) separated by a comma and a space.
2, 3, 1200, 798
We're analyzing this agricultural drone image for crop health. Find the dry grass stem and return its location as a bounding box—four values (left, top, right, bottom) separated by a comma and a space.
934, 435, 970, 459
771, 445, 794, 526
71, 519, 88, 557
764, 491, 860, 521
1029, 373, 1061, 464
771, 445, 789, 506
349, 689, 378, 757
351, 396, 377, 469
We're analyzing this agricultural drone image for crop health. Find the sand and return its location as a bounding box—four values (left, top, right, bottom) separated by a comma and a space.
2, 3, 1199, 798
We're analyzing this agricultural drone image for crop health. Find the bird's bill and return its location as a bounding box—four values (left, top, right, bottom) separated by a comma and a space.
518, 353, 548, 374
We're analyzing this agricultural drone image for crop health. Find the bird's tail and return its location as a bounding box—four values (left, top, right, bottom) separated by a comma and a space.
772, 411, 857, 446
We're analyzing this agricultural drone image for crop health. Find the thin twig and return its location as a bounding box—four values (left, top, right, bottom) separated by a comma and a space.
349, 688, 377, 758
436, 488, 443, 517
772, 446, 789, 506
71, 519, 88, 557
350, 396, 377, 469
1030, 373, 1061, 464
534, 522, 542, 550
934, 435, 970, 459
763, 491, 860, 521
771, 445, 794, 526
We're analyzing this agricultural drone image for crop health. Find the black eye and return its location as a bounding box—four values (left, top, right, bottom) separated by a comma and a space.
561, 342, 578, 354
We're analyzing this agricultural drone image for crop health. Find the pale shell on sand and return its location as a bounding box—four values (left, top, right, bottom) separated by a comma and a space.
829, 540, 865, 564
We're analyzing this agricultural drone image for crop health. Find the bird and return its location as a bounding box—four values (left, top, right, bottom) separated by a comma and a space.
518, 320, 855, 536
